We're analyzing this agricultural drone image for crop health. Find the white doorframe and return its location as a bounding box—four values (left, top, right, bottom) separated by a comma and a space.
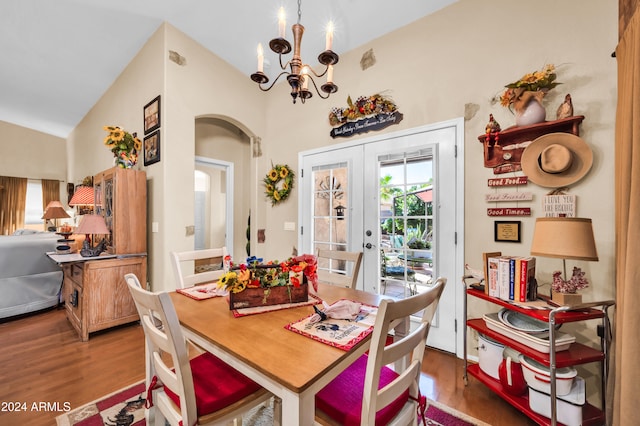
298, 118, 465, 357
195, 156, 234, 256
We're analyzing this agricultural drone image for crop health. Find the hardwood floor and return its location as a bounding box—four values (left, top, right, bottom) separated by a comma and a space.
0, 306, 534, 425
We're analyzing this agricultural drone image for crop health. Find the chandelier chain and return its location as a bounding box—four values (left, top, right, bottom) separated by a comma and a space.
297, 0, 302, 24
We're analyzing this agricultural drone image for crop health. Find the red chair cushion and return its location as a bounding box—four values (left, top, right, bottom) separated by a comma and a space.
164, 352, 262, 417
315, 354, 410, 425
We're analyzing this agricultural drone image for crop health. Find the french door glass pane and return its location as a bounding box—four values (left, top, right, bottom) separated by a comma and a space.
379, 155, 433, 299
313, 164, 348, 274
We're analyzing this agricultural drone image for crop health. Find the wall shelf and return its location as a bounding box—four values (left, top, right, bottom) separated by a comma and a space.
478, 116, 585, 170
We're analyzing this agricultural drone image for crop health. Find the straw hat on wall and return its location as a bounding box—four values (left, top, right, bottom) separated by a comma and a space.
521, 132, 593, 188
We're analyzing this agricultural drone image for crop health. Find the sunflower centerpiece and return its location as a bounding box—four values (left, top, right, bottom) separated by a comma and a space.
220, 254, 318, 309
103, 126, 141, 168
263, 164, 295, 205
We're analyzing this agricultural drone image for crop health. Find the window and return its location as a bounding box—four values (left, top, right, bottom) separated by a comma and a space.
25, 180, 43, 225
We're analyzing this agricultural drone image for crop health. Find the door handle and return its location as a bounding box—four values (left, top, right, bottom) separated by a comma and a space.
365, 243, 374, 249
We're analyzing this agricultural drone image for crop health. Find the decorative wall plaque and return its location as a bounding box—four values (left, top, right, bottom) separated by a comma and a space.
487, 207, 531, 217
543, 194, 576, 217
487, 176, 528, 187
485, 192, 533, 202
329, 94, 403, 138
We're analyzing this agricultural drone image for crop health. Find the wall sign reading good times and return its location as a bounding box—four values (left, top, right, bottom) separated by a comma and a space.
487, 208, 531, 217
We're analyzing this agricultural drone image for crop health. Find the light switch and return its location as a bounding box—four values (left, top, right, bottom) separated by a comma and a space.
152, 222, 159, 233
284, 222, 296, 231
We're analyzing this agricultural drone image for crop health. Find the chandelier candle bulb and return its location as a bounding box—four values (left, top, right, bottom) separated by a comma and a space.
278, 7, 286, 39
250, 0, 338, 103
257, 43, 264, 73
325, 21, 334, 51
327, 65, 334, 83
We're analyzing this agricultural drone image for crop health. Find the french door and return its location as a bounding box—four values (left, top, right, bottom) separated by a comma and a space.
299, 120, 463, 353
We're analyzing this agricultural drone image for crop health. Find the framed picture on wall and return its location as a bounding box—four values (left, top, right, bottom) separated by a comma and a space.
143, 131, 160, 166
143, 95, 160, 134
494, 220, 521, 243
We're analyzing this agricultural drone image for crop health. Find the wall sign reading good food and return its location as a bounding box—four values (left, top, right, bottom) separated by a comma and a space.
329, 94, 403, 138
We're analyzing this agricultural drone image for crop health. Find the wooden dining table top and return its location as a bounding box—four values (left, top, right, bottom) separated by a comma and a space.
170, 283, 387, 394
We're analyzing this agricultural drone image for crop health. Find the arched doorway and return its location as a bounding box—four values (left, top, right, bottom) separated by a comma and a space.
194, 116, 256, 261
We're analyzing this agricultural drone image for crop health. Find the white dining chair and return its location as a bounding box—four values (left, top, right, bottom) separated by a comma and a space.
316, 249, 363, 289
124, 273, 281, 426
170, 247, 227, 289
315, 277, 447, 425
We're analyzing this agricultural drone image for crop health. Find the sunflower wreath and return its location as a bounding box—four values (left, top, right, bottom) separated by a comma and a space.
263, 164, 295, 206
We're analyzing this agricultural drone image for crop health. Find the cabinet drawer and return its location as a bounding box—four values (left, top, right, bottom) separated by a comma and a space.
69, 263, 84, 286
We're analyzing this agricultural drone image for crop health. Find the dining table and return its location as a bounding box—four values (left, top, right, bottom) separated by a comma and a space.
170, 282, 391, 426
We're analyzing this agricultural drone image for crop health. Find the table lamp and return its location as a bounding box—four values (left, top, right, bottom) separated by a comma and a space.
42, 201, 70, 231
76, 214, 110, 257
530, 217, 598, 305
69, 185, 95, 214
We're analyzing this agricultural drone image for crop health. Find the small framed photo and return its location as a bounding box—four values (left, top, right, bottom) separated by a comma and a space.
494, 220, 521, 243
143, 131, 160, 166
143, 95, 161, 134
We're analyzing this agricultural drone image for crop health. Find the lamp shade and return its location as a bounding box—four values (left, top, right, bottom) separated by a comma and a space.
42, 201, 70, 220
76, 214, 109, 235
530, 217, 598, 261
69, 186, 94, 206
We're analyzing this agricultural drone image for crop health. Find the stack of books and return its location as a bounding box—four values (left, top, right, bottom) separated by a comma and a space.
484, 253, 537, 302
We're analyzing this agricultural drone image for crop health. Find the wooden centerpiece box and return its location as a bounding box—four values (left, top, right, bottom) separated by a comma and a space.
224, 255, 317, 310
229, 280, 309, 310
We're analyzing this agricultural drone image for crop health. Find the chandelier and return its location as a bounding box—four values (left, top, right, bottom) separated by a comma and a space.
250, 0, 339, 104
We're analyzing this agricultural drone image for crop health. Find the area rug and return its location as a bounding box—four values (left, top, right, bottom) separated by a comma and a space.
56, 381, 490, 426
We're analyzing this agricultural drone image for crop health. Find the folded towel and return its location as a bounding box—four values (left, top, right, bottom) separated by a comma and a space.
309, 300, 362, 324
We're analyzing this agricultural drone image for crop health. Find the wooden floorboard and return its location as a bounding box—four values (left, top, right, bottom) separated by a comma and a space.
0, 306, 534, 425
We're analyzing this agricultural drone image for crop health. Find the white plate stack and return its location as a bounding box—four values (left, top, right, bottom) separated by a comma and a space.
483, 310, 575, 353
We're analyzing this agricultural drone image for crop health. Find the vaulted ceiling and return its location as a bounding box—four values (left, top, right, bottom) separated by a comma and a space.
0, 0, 457, 138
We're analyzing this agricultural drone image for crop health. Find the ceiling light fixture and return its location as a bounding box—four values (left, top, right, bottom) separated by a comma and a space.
250, 0, 339, 104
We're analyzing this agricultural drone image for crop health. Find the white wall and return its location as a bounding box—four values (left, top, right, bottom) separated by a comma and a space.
0, 120, 66, 181
66, 24, 165, 287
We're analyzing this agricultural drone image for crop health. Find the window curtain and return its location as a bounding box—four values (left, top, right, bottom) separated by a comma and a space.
41, 179, 61, 210
613, 7, 640, 426
0, 176, 27, 235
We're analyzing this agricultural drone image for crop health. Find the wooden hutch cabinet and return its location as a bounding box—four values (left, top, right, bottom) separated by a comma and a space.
62, 166, 147, 341
94, 166, 147, 255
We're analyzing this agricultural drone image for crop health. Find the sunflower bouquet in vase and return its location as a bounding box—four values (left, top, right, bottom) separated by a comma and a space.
103, 126, 141, 168
499, 64, 561, 126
